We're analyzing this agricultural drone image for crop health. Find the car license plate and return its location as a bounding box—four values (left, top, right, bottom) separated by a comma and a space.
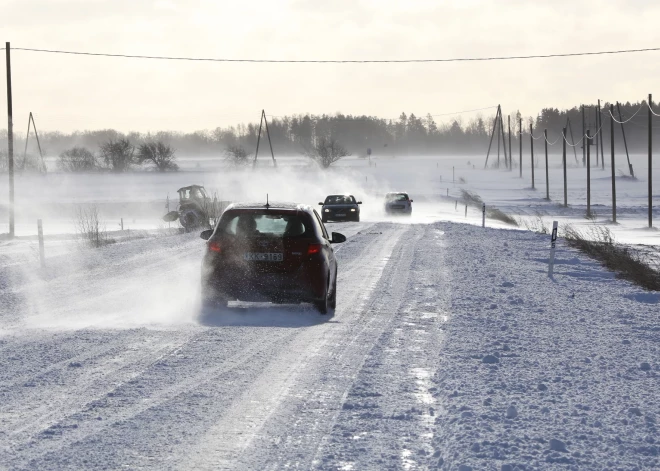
244, 252, 284, 262
336, 213, 346, 217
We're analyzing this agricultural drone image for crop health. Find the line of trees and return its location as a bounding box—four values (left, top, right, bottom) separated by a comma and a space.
0, 100, 657, 172
56, 139, 178, 173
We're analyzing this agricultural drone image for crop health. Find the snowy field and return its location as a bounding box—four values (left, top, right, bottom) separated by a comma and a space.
0, 154, 659, 470
1, 153, 658, 246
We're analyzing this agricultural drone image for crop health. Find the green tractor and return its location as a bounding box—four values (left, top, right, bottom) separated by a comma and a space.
163, 185, 217, 231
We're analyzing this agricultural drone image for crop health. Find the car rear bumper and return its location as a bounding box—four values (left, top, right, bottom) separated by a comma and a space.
202, 267, 325, 303
385, 206, 411, 213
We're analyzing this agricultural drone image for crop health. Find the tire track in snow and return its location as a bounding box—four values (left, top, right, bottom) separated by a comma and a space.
5, 327, 300, 470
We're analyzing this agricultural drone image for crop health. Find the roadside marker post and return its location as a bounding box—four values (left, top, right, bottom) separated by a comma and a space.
482, 203, 486, 227
121, 218, 124, 231
465, 204, 468, 217
548, 221, 558, 277
37, 219, 45, 268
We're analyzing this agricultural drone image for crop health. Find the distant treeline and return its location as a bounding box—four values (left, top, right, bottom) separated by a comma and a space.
0, 101, 656, 167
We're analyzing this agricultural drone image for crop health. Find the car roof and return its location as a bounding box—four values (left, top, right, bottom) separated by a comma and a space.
224, 202, 313, 213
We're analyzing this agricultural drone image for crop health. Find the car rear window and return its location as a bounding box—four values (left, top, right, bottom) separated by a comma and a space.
324, 195, 355, 205
386, 193, 409, 202
220, 212, 310, 238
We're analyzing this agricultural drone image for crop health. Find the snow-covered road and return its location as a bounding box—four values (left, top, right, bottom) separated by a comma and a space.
1, 221, 658, 470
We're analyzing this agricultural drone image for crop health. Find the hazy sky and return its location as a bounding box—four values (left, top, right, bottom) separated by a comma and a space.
2, 0, 659, 132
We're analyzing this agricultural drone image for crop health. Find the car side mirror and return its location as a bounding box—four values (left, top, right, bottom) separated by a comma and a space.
200, 229, 213, 240
318, 202, 324, 205
410, 199, 413, 203
357, 201, 362, 204
331, 232, 346, 244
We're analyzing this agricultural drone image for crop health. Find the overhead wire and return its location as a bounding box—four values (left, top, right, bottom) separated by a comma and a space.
4, 45, 660, 63
607, 104, 645, 123
646, 101, 660, 117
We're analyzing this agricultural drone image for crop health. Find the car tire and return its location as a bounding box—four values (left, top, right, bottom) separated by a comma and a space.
322, 216, 328, 223
329, 274, 337, 309
314, 279, 331, 314
355, 214, 360, 222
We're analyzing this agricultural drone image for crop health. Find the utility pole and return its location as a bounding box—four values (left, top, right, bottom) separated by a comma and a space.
594, 107, 599, 168
616, 102, 634, 177
497, 109, 501, 168
649, 94, 653, 228
499, 110, 508, 170
508, 115, 512, 171
544, 129, 549, 200
562, 127, 567, 207
6, 42, 14, 238
484, 106, 500, 168
530, 123, 535, 189
262, 110, 277, 167
587, 129, 592, 217
581, 105, 586, 167
519, 118, 522, 177
598, 99, 604, 169
610, 104, 616, 223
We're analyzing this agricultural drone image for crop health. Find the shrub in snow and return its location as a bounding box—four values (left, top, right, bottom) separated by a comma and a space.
137, 141, 179, 172
306, 136, 351, 169
100, 138, 135, 172
58, 147, 98, 172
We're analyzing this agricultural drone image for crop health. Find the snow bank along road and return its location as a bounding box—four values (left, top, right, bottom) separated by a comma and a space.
1, 220, 658, 470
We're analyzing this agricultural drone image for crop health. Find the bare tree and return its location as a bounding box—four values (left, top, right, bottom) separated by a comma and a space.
224, 145, 250, 167
74, 205, 109, 248
137, 141, 179, 172
58, 147, 98, 172
306, 137, 351, 169
100, 138, 135, 172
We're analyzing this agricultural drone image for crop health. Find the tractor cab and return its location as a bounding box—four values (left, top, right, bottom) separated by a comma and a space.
178, 185, 208, 204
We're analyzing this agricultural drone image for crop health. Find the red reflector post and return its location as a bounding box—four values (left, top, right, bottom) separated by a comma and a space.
307, 244, 322, 255
208, 241, 221, 253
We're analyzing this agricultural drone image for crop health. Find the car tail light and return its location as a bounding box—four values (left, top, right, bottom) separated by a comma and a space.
307, 244, 322, 255
208, 241, 221, 253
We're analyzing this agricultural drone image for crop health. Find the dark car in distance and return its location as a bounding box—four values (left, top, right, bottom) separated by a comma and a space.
384, 192, 413, 215
200, 202, 346, 314
319, 194, 362, 222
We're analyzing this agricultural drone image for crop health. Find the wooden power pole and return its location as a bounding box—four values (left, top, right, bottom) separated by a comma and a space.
6, 42, 14, 238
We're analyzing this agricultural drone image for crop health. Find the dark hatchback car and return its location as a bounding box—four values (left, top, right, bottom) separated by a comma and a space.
200, 202, 346, 314
319, 194, 362, 222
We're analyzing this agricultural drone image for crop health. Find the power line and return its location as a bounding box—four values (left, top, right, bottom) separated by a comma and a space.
4, 46, 660, 64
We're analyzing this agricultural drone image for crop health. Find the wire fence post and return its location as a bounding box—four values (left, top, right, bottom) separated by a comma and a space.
548, 221, 558, 277
649, 93, 653, 228
6, 42, 15, 238
519, 118, 523, 177
530, 124, 535, 189
562, 127, 567, 207
544, 129, 549, 200
482, 203, 486, 227
587, 129, 592, 218
37, 219, 45, 267
610, 104, 616, 223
